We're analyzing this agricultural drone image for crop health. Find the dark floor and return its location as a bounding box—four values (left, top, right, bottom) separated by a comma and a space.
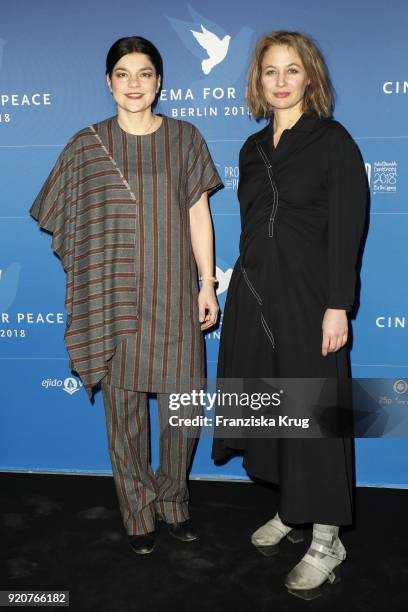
1, 473, 407, 611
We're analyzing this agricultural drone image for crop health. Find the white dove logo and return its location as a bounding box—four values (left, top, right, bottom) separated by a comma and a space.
216, 265, 233, 295
191, 25, 231, 75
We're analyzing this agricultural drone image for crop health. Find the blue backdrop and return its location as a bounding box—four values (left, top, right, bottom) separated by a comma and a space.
1, 0, 407, 486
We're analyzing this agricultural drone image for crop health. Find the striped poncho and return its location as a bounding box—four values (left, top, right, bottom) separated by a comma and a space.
30, 115, 221, 399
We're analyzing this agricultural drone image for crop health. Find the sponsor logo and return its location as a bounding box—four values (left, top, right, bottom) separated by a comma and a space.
63, 377, 82, 395
365, 161, 397, 193
394, 380, 408, 395
373, 161, 397, 194
42, 376, 83, 395
378, 379, 408, 410
223, 165, 239, 190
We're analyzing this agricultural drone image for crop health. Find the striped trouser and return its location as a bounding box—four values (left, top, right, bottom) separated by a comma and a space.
101, 383, 201, 535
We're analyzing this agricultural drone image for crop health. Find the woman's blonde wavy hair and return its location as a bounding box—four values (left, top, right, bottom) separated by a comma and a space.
247, 31, 334, 120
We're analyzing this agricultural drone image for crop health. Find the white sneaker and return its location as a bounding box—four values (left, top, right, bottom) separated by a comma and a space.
285, 524, 346, 600
251, 513, 304, 557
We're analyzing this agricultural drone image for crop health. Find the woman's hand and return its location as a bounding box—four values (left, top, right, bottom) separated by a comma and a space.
198, 281, 219, 330
321, 308, 348, 356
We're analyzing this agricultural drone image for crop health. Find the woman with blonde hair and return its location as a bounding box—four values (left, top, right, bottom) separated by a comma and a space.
213, 31, 367, 599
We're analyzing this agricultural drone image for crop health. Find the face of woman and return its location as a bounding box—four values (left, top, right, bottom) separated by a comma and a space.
107, 52, 161, 114
261, 45, 310, 113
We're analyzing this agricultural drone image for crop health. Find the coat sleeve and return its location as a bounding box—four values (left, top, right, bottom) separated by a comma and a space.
326, 123, 368, 311
29, 142, 76, 273
186, 125, 223, 207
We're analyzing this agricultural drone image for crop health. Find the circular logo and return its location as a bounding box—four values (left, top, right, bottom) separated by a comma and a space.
393, 379, 408, 395
63, 377, 80, 395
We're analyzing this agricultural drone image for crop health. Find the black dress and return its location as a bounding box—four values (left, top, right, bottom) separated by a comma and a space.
212, 113, 368, 526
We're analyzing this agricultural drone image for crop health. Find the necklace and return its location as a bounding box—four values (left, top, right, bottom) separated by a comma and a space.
118, 113, 159, 136
136, 113, 158, 135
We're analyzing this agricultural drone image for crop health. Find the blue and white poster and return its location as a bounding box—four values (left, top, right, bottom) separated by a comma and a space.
0, 0, 407, 486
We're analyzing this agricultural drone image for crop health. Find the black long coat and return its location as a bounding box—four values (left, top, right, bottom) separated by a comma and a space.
212, 113, 368, 526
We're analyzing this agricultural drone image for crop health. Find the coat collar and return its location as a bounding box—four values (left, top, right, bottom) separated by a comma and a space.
284, 111, 321, 133
253, 112, 324, 166
255, 112, 321, 141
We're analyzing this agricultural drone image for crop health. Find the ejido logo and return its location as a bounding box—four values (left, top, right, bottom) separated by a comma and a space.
63, 377, 81, 395
393, 380, 408, 395
42, 376, 83, 395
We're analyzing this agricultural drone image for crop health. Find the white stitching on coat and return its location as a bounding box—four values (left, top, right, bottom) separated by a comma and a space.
240, 263, 262, 305
240, 263, 275, 348
255, 140, 279, 238
260, 312, 275, 348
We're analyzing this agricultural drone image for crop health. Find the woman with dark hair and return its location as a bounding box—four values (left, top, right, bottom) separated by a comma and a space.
30, 36, 222, 555
213, 31, 367, 599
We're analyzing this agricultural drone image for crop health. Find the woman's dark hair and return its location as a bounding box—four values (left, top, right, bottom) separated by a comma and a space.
106, 36, 163, 102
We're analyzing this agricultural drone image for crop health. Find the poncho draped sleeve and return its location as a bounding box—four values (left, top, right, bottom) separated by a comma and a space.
29, 128, 139, 400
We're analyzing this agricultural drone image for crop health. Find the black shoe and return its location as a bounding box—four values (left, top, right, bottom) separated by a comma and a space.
128, 532, 155, 554
167, 519, 198, 542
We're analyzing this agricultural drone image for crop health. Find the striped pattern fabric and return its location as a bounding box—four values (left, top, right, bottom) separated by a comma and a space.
101, 382, 201, 535
100, 116, 221, 392
30, 115, 222, 398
